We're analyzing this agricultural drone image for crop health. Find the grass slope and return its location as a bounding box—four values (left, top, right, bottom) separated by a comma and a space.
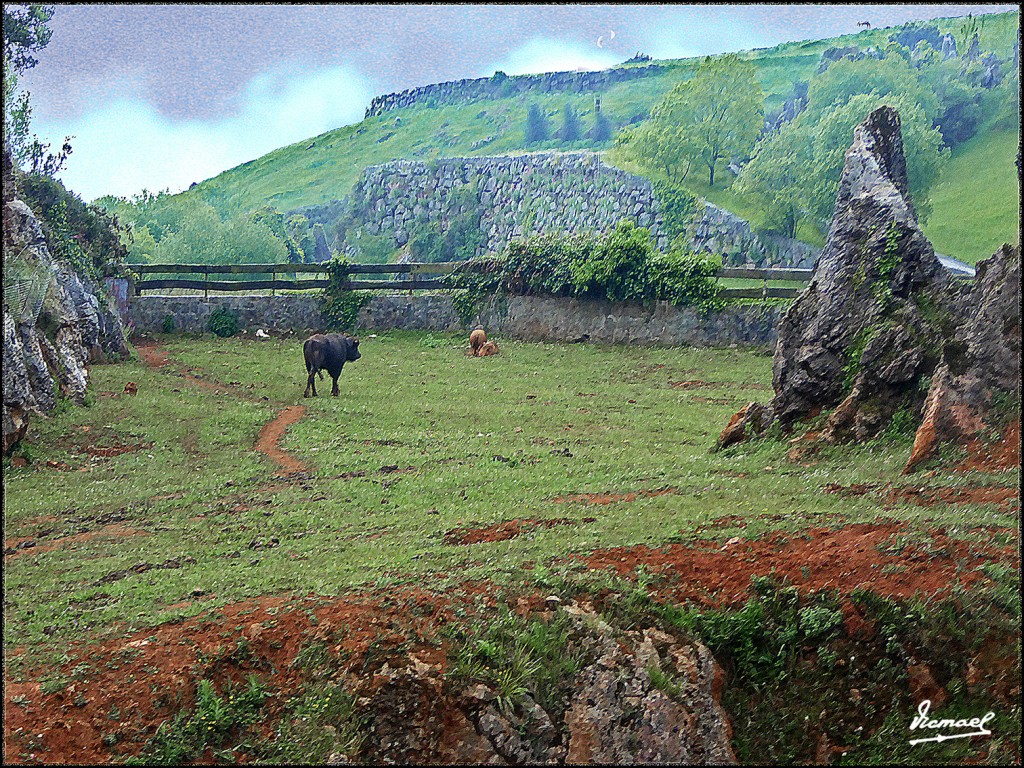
922, 127, 1021, 264
180, 11, 1019, 223
4, 332, 1018, 673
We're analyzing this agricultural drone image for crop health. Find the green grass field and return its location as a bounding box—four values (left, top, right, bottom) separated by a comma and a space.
922, 127, 1021, 264
4, 332, 1018, 670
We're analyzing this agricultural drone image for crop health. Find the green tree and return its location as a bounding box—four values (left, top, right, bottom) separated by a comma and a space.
804, 54, 939, 124
558, 102, 581, 142
739, 92, 948, 232
617, 54, 763, 186
3, 3, 71, 175
589, 109, 612, 142
525, 103, 550, 143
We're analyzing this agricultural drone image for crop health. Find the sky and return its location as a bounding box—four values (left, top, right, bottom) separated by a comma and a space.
13, 3, 1016, 201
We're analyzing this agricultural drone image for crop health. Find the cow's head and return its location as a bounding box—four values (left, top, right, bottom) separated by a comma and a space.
347, 336, 361, 362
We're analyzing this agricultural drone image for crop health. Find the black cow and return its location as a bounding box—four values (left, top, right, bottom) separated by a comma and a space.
303, 333, 361, 397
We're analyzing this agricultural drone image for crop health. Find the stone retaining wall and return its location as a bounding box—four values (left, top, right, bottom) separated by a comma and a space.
131, 293, 782, 348
350, 152, 668, 256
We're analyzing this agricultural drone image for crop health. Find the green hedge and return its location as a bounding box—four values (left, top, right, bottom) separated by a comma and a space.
447, 220, 723, 319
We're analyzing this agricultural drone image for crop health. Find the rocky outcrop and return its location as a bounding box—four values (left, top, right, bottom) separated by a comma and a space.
716, 105, 1020, 467
346, 601, 736, 765
904, 244, 1020, 472
2, 162, 129, 454
768, 106, 948, 437
364, 65, 665, 118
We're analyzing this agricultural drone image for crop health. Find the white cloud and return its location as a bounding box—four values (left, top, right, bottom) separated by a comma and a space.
32, 64, 374, 201
484, 37, 622, 77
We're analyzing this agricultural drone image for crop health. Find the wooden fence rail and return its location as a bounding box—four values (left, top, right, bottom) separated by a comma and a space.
131, 262, 815, 299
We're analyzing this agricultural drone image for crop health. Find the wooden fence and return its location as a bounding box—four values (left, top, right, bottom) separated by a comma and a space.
131, 262, 816, 300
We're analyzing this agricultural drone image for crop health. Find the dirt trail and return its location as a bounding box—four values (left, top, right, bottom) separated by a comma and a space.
255, 405, 309, 475
133, 339, 310, 476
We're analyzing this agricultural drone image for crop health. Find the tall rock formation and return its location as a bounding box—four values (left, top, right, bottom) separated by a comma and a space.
716, 106, 1021, 465
904, 245, 1020, 472
771, 106, 947, 438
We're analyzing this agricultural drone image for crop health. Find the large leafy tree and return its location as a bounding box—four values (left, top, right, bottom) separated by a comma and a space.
3, 3, 71, 175
738, 92, 947, 235
621, 54, 764, 186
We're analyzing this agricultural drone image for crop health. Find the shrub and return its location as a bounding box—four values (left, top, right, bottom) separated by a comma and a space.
446, 220, 724, 316
206, 307, 239, 338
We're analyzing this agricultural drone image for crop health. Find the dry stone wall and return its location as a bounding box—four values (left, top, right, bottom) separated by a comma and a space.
344, 151, 817, 267
130, 293, 783, 348
364, 65, 665, 118
350, 152, 669, 256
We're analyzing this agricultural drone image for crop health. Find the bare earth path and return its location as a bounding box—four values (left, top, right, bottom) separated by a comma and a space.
133, 338, 310, 476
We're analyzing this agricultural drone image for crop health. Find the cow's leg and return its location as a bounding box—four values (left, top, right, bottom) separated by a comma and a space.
305, 369, 318, 397
331, 373, 340, 396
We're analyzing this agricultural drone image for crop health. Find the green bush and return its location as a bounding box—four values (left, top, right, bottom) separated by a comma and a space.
447, 220, 724, 315
316, 257, 372, 331
206, 307, 239, 338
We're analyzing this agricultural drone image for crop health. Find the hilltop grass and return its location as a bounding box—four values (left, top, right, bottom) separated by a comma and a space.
3, 331, 1018, 677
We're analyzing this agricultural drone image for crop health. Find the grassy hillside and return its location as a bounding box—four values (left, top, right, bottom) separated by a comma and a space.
139, 11, 1018, 260
923, 127, 1021, 264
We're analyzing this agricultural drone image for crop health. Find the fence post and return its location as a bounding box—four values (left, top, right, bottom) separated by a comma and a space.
204, 266, 208, 300
272, 268, 276, 298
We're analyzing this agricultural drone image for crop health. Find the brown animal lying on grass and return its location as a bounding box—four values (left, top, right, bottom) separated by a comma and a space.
469, 329, 487, 356
478, 340, 499, 356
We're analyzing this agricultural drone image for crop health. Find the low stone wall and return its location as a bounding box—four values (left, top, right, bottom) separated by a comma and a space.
364, 65, 665, 118
131, 293, 782, 348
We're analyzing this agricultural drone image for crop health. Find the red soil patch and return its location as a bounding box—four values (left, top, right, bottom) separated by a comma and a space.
2, 587, 476, 765
133, 341, 171, 368
77, 441, 153, 458
551, 488, 678, 505
578, 522, 1018, 610
823, 482, 1019, 513
957, 421, 1021, 472
4, 524, 149, 559
134, 340, 310, 477
444, 517, 594, 545
255, 405, 309, 476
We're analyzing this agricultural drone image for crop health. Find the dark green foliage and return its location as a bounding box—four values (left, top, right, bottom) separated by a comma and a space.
408, 184, 484, 263
252, 206, 304, 263
3, 3, 53, 73
445, 606, 590, 715
589, 109, 613, 142
651, 181, 699, 242
317, 257, 372, 331
127, 675, 268, 765
252, 684, 364, 764
161, 314, 175, 334
17, 172, 129, 280
206, 307, 240, 338
448, 220, 723, 316
525, 103, 550, 143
